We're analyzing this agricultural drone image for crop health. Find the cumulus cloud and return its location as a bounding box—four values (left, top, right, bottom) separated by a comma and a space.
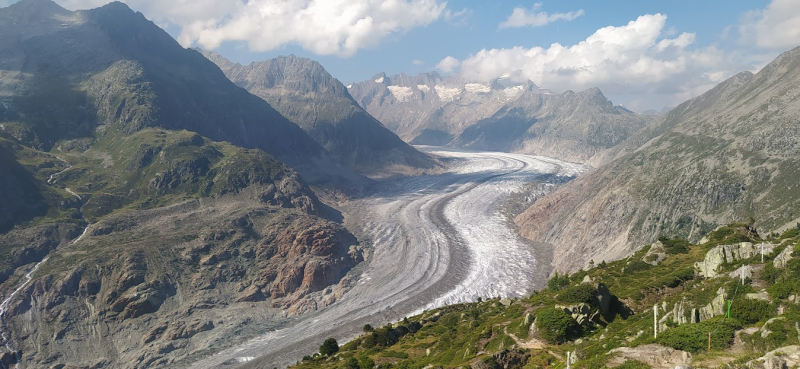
499, 3, 584, 29
436, 56, 460, 73
52, 0, 448, 57
454, 14, 733, 108
740, 0, 800, 49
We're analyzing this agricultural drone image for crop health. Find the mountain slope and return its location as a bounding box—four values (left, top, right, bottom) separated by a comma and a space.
0, 1, 365, 367
201, 51, 438, 176
515, 47, 800, 273
0, 0, 365, 183
349, 72, 651, 164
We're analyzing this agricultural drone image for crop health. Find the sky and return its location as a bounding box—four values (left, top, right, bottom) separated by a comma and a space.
5, 0, 799, 111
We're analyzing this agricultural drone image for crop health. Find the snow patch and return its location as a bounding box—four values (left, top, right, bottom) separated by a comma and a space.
387, 86, 414, 102
374, 77, 384, 83
435, 85, 462, 101
346, 84, 352, 89
503, 85, 524, 98
417, 84, 430, 92
464, 83, 491, 94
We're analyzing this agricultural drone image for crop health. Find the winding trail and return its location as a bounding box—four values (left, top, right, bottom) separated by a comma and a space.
191, 147, 586, 369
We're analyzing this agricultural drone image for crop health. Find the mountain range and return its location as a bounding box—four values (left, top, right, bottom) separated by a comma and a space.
515, 46, 800, 273
348, 72, 652, 164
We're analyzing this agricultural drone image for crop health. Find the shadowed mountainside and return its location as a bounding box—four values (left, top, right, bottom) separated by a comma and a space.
201, 51, 439, 177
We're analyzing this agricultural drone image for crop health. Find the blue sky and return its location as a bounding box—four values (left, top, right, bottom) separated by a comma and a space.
7, 0, 798, 111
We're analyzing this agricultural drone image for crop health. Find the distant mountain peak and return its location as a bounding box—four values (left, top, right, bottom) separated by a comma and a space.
5, 0, 69, 18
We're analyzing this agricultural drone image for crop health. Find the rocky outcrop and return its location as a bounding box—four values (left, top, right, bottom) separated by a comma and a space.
698, 288, 728, 321
747, 345, 800, 369
659, 298, 700, 332
606, 344, 692, 369
555, 282, 612, 327
695, 242, 775, 278
774, 247, 794, 269
516, 47, 800, 273
658, 287, 727, 331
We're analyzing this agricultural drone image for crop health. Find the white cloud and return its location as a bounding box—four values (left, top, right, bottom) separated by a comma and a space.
740, 0, 800, 49
436, 56, 460, 73
444, 8, 472, 27
412, 59, 425, 66
457, 14, 734, 108
499, 3, 584, 29
51, 0, 448, 57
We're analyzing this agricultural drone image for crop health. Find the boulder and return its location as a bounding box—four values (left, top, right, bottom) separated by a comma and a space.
607, 344, 692, 369
746, 291, 770, 301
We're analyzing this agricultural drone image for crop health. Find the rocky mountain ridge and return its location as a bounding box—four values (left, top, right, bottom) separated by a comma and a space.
348, 71, 651, 164
516, 46, 800, 273
0, 1, 368, 367
201, 51, 438, 177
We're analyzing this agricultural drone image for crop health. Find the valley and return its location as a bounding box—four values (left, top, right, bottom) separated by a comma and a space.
191, 148, 585, 368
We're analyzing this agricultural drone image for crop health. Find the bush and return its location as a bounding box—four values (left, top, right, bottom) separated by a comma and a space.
767, 280, 796, 299
613, 360, 652, 369
761, 263, 780, 284
658, 236, 690, 254
625, 260, 651, 273
320, 337, 339, 356
657, 268, 694, 288
657, 317, 741, 353
535, 308, 582, 344
556, 284, 599, 305
343, 357, 360, 369
548, 272, 570, 291
730, 299, 773, 324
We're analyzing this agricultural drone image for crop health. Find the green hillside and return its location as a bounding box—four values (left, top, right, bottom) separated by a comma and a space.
295, 223, 800, 369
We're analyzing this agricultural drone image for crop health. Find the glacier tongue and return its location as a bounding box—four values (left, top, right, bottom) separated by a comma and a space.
190, 147, 587, 369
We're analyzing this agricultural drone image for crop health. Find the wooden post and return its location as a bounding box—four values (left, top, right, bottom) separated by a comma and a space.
761, 243, 764, 263
567, 351, 571, 369
708, 332, 711, 351
653, 304, 658, 339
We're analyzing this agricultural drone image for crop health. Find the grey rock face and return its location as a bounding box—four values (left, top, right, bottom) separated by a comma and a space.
349, 72, 651, 164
